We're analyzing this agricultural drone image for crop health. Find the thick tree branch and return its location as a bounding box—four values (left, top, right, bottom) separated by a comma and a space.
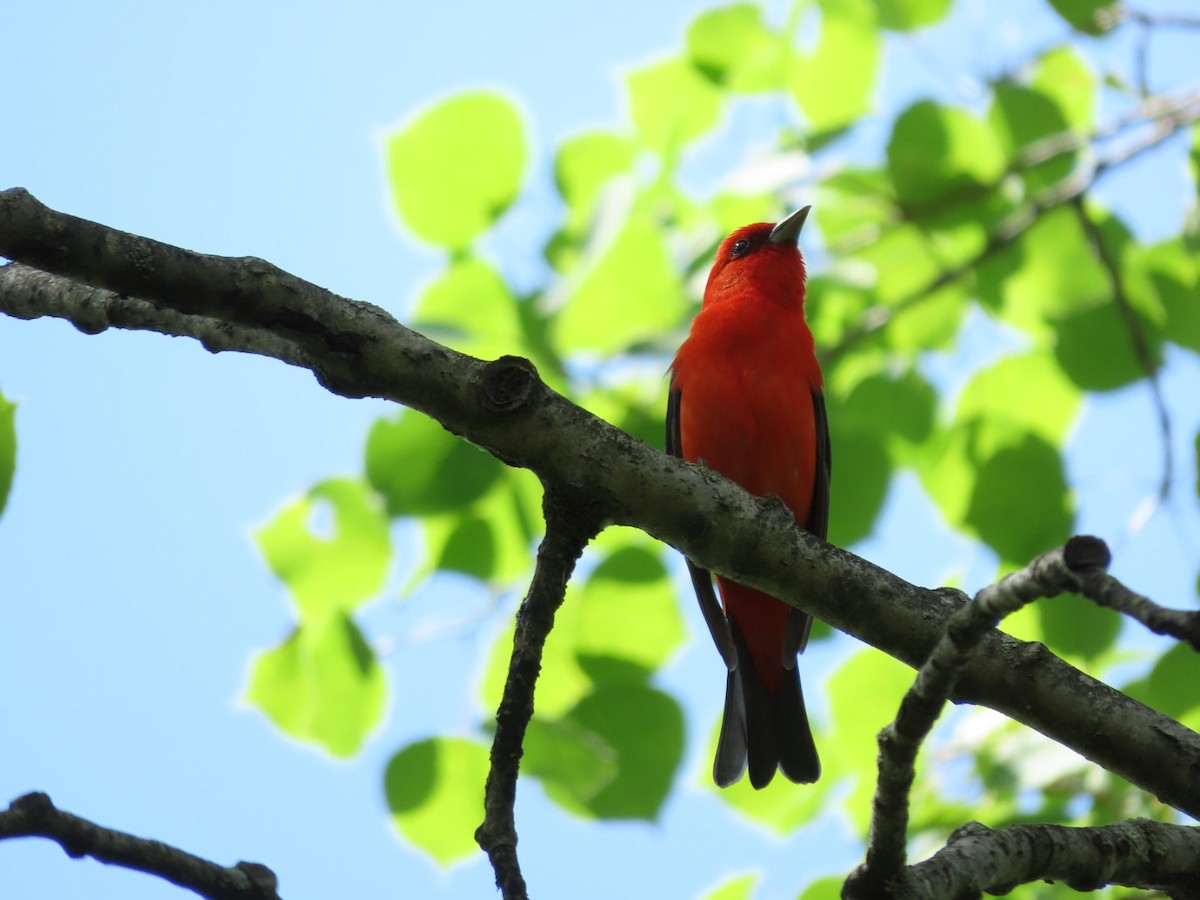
3, 188, 1200, 819
907, 819, 1200, 898
0, 792, 280, 900
476, 485, 602, 900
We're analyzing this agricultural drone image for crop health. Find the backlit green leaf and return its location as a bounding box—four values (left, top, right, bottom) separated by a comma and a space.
246, 613, 385, 758
542, 683, 683, 820
384, 737, 490, 865
0, 388, 14, 518
385, 91, 526, 249
1125, 644, 1200, 731
827, 430, 890, 548
874, 0, 953, 30
791, 0, 881, 134
687, 4, 781, 92
989, 84, 1074, 193
1032, 46, 1096, 132
1038, 591, 1121, 662
553, 212, 685, 354
626, 57, 722, 155
555, 130, 636, 224
956, 352, 1082, 446
256, 478, 390, 621
366, 410, 502, 517
701, 873, 759, 900
411, 257, 523, 361
1144, 239, 1200, 353
1045, 0, 1120, 35
965, 433, 1072, 565
887, 101, 1006, 215
839, 368, 937, 448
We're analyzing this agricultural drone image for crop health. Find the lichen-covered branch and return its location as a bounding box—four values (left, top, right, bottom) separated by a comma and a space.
3, 188, 1200, 819
0, 792, 280, 900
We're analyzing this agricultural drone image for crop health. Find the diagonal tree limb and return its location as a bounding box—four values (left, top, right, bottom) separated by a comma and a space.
0, 792, 281, 900
3, 188, 1200, 819
850, 537, 1116, 896
475, 485, 602, 900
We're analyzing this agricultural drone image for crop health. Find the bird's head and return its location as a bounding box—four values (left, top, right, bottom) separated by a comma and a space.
702, 206, 810, 308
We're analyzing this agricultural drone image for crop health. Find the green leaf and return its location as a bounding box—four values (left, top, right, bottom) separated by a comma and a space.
838, 368, 937, 448
887, 100, 1006, 215
1038, 591, 1121, 662
555, 130, 636, 224
827, 430, 890, 547
815, 167, 895, 249
0, 388, 14, 518
385, 91, 526, 249
384, 737, 490, 865
365, 410, 502, 517
976, 206, 1109, 337
790, 0, 882, 134
553, 211, 686, 354
701, 873, 759, 900
1143, 238, 1200, 354
411, 257, 523, 361
625, 57, 722, 155
256, 478, 391, 621
542, 684, 684, 820
874, 0, 953, 30
988, 84, 1074, 193
956, 351, 1082, 446
246, 613, 385, 758
1032, 46, 1096, 132
521, 715, 618, 801
1125, 644, 1200, 731
965, 433, 1072, 565
687, 4, 782, 92
827, 648, 913, 832
1044, 0, 1120, 35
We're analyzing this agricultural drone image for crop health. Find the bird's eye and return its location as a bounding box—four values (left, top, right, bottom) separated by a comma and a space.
731, 239, 751, 258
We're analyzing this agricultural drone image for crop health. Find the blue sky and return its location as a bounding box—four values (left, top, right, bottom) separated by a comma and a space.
3, 2, 1198, 899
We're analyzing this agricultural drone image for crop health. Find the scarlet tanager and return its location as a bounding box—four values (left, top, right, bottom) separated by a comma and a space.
666, 207, 829, 789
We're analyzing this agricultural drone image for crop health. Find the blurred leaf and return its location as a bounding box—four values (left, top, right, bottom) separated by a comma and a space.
887, 100, 1006, 215
989, 84, 1074, 193
874, 0, 953, 30
1032, 46, 1096, 132
1044, 0, 1120, 35
246, 613, 385, 758
1143, 238, 1200, 354
791, 0, 881, 134
701, 872, 759, 900
411, 257, 523, 361
385, 91, 526, 249
555, 130, 636, 225
856, 223, 943, 304
816, 167, 895, 249
554, 211, 686, 354
827, 648, 913, 832
1125, 644, 1200, 731
826, 430, 890, 547
626, 56, 722, 155
976, 206, 1108, 337
886, 283, 970, 354
479, 531, 681, 714
956, 351, 1082, 446
687, 4, 782, 91
421, 468, 541, 585
0, 388, 14, 518
256, 478, 390, 621
965, 433, 1072, 565
838, 368, 937, 448
799, 877, 846, 900
543, 683, 684, 820
521, 715, 618, 801
384, 737, 490, 865
1038, 591, 1121, 662
366, 410, 502, 517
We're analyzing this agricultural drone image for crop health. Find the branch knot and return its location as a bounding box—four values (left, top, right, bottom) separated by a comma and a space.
479, 356, 539, 413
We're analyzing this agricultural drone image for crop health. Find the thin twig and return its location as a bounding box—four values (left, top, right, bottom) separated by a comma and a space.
475, 486, 601, 900
0, 793, 280, 900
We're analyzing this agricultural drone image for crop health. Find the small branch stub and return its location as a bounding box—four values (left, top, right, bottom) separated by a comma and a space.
479, 356, 540, 413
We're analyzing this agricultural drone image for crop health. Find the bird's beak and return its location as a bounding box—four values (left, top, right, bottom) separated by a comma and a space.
768, 206, 811, 245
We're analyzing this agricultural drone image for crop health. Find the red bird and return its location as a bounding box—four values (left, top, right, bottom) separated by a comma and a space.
667, 207, 829, 789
